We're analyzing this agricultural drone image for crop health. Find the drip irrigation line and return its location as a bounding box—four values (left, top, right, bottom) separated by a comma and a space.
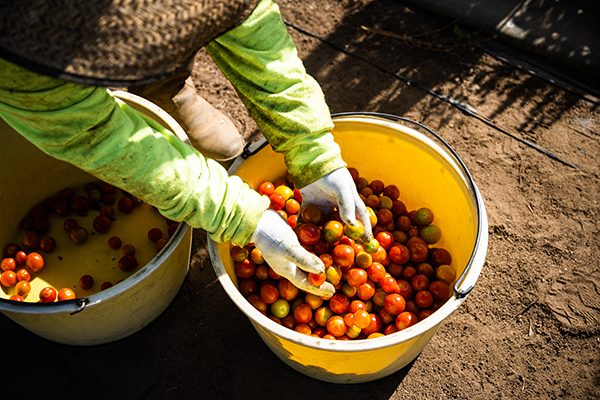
284, 20, 580, 169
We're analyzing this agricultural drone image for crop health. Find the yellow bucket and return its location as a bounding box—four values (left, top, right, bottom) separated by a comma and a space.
208, 113, 488, 383
0, 91, 193, 345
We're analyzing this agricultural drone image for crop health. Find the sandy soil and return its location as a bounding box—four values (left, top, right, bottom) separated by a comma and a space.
2, 1, 599, 399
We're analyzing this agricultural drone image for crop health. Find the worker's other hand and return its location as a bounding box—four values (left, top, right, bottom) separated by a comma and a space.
299, 167, 372, 243
251, 209, 335, 297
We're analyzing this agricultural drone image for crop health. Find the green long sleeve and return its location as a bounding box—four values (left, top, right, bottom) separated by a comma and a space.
205, 0, 346, 189
0, 57, 269, 246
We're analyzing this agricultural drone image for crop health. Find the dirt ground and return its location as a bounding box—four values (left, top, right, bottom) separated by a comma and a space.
2, 1, 599, 399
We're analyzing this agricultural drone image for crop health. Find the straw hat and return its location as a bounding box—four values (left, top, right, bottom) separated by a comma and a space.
0, 0, 260, 86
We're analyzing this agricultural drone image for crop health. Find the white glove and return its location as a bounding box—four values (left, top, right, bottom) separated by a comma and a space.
299, 168, 372, 243
251, 209, 335, 296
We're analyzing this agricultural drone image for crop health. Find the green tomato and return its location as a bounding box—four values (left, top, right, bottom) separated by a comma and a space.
270, 298, 290, 319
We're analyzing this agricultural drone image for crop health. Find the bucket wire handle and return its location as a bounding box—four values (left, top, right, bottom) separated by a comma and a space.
332, 112, 482, 299
241, 139, 269, 159
69, 298, 89, 315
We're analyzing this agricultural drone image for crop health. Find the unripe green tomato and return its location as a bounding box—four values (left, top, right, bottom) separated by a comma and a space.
363, 238, 380, 254
271, 298, 290, 319
420, 224, 442, 244
344, 221, 364, 240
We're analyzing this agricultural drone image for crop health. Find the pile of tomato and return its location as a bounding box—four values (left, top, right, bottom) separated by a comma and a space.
231, 167, 456, 340
0, 182, 178, 303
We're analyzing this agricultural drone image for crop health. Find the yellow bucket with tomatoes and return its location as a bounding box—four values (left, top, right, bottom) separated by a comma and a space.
0, 91, 192, 345
208, 113, 488, 383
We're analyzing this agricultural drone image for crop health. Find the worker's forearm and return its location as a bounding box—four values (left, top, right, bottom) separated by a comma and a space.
0, 57, 269, 246
206, 0, 346, 188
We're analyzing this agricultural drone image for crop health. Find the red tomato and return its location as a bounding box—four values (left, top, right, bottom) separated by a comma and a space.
361, 313, 382, 336
234, 258, 256, 279
365, 262, 385, 282
16, 268, 31, 282
402, 265, 417, 281
380, 275, 399, 294
418, 309, 435, 320
329, 293, 350, 314
284, 198, 300, 215
239, 279, 259, 297
260, 283, 279, 304
308, 272, 326, 287
431, 248, 453, 266
384, 293, 406, 315
396, 311, 418, 330
376, 208, 394, 226
314, 306, 334, 327
58, 288, 77, 301
15, 280, 31, 297
353, 310, 371, 329
122, 244, 136, 256
247, 294, 268, 314
429, 280, 451, 301
14, 251, 27, 266
108, 236, 122, 249
79, 275, 95, 290
1, 270, 17, 287
326, 315, 347, 337
378, 308, 395, 325
375, 231, 394, 251
383, 184, 400, 200
293, 303, 313, 324
3, 243, 20, 258
405, 300, 421, 315
331, 244, 355, 268
117, 196, 135, 214
26, 252, 45, 273
388, 244, 410, 265
415, 290, 434, 308
348, 300, 367, 313
230, 245, 249, 262
297, 223, 321, 246
1, 258, 16, 272
416, 263, 434, 279
346, 268, 368, 288
9, 295, 23, 302
411, 274, 430, 292
397, 279, 414, 300
277, 279, 300, 301
369, 180, 385, 195
356, 279, 376, 301
39, 287, 57, 303
268, 193, 286, 211
294, 324, 312, 336
119, 255, 138, 272
258, 181, 275, 196
300, 205, 322, 225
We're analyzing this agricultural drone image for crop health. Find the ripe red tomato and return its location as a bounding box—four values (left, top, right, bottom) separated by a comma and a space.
258, 181, 275, 196
326, 315, 347, 337
1, 257, 16, 272
388, 244, 410, 264
122, 244, 136, 256
429, 280, 451, 301
119, 255, 138, 272
234, 258, 256, 279
329, 293, 350, 314
415, 290, 434, 308
39, 287, 57, 303
356, 279, 376, 300
268, 193, 286, 211
260, 283, 279, 304
117, 197, 135, 214
21, 231, 40, 250
1, 270, 17, 287
16, 268, 31, 282
15, 280, 31, 297
361, 314, 382, 336
383, 184, 400, 200
431, 248, 453, 266
346, 268, 368, 288
369, 180, 385, 195
26, 252, 45, 273
14, 251, 27, 266
9, 295, 23, 302
411, 274, 430, 292
247, 294, 268, 314
57, 288, 76, 301
396, 311, 418, 330
331, 244, 355, 268
376, 208, 394, 226
39, 236, 56, 253
297, 223, 321, 246
397, 279, 414, 300
384, 293, 406, 315
277, 279, 300, 301
293, 303, 313, 324
380, 275, 399, 294
409, 243, 429, 263
375, 231, 394, 251
402, 265, 417, 281
108, 236, 122, 249
230, 245, 249, 262
79, 275, 95, 290
366, 262, 386, 282
308, 272, 326, 287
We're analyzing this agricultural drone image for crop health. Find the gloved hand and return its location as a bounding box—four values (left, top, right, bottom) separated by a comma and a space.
299, 167, 372, 243
251, 209, 335, 296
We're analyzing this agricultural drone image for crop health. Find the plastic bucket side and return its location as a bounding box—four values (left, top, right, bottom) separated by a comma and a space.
209, 113, 488, 382
0, 91, 193, 345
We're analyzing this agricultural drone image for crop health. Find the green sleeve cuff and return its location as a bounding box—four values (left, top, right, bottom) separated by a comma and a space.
0, 57, 269, 246
206, 0, 346, 188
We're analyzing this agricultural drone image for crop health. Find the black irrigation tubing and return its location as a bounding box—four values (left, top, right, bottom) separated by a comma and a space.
284, 20, 580, 169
